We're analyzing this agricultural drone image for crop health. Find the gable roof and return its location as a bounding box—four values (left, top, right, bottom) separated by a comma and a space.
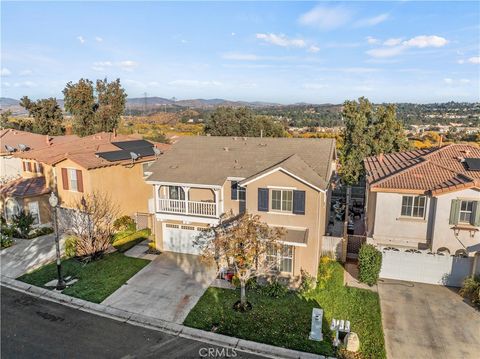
14, 132, 170, 170
0, 176, 50, 198
147, 136, 336, 190
365, 144, 480, 195
0, 129, 78, 155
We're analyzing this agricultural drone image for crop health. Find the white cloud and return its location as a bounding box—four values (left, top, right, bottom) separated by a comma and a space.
256, 33, 306, 48
0, 68, 11, 76
457, 59, 465, 64
444, 78, 453, 84
231, 32, 236, 36
168, 79, 223, 88
2, 82, 11, 87
77, 36, 85, 44
94, 61, 113, 67
366, 36, 379, 45
383, 38, 403, 46
444, 78, 472, 85
366, 46, 406, 58
19, 69, 32, 76
403, 35, 448, 48
303, 83, 329, 90
13, 81, 37, 88
468, 56, 480, 64
299, 6, 352, 30
460, 79, 471, 84
119, 60, 138, 71
95, 36, 103, 42
308, 45, 320, 53
91, 60, 137, 72
181, 39, 188, 44
223, 53, 260, 61
354, 13, 390, 27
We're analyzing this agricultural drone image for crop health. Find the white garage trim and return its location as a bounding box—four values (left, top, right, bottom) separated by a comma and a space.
162, 223, 203, 255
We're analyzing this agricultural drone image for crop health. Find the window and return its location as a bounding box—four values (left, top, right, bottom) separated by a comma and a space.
401, 195, 426, 218
27, 201, 40, 225
5, 199, 19, 221
459, 200, 474, 224
69, 169, 78, 191
271, 190, 293, 212
238, 186, 246, 201
168, 186, 185, 200
266, 244, 293, 273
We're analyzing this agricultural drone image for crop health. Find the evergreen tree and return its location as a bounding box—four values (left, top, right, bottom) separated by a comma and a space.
19, 96, 64, 135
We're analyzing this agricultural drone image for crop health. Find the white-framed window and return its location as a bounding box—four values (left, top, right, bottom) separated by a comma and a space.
168, 186, 185, 200
271, 189, 293, 212
238, 186, 246, 201
266, 244, 294, 273
27, 201, 40, 225
459, 200, 474, 224
5, 199, 19, 222
401, 195, 426, 218
68, 168, 78, 192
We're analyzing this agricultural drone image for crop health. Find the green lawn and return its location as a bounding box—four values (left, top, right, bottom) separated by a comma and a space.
18, 252, 149, 303
113, 228, 151, 253
184, 261, 385, 358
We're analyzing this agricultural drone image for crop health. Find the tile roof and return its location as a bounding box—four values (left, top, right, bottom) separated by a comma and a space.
0, 176, 50, 198
365, 144, 480, 195
14, 132, 170, 170
0, 129, 78, 155
147, 136, 336, 190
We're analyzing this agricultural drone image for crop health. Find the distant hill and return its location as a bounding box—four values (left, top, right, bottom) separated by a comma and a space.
0, 97, 20, 107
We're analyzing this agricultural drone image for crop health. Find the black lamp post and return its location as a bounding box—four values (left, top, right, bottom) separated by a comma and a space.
49, 192, 66, 290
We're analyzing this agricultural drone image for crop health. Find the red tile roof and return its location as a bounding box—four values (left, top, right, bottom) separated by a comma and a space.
0, 129, 78, 155
0, 176, 50, 198
365, 144, 480, 195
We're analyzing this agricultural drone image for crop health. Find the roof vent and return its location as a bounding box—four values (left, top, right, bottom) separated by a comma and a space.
153, 147, 162, 157
243, 137, 247, 141
457, 156, 465, 163
4, 145, 15, 153
224, 147, 229, 152
169, 165, 178, 169
18, 144, 29, 152
258, 143, 267, 147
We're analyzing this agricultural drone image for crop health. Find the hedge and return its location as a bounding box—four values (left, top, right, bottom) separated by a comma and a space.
358, 244, 382, 286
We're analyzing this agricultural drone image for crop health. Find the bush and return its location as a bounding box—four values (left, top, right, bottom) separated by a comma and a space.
317, 256, 334, 289
65, 236, 78, 258
262, 278, 288, 298
1, 233, 13, 249
358, 244, 382, 286
299, 269, 316, 293
231, 276, 259, 290
27, 226, 54, 239
12, 210, 35, 238
459, 276, 480, 309
113, 228, 151, 253
113, 216, 136, 232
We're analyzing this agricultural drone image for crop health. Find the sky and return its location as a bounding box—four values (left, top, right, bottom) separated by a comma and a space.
1, 1, 479, 104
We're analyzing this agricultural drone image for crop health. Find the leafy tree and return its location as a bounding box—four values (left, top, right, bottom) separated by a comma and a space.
204, 107, 285, 137
63, 78, 127, 136
12, 210, 35, 238
0, 109, 12, 126
340, 97, 409, 185
19, 97, 64, 135
194, 211, 284, 310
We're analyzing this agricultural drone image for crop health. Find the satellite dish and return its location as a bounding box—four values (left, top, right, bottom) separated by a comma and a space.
130, 152, 139, 161
153, 147, 162, 157
18, 144, 29, 152
4, 145, 15, 153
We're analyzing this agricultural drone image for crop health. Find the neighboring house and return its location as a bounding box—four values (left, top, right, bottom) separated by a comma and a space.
364, 144, 480, 257
14, 132, 170, 224
146, 136, 337, 283
0, 129, 78, 183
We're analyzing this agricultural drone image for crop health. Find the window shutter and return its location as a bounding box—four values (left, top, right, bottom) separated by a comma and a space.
61, 168, 69, 190
258, 188, 269, 212
293, 190, 306, 215
27, 162, 32, 172
231, 181, 238, 200
37, 163, 43, 173
449, 199, 460, 225
472, 201, 480, 227
22, 161, 26, 171
76, 170, 84, 193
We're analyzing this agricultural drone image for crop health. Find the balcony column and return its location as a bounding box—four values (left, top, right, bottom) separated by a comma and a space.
182, 186, 190, 214
214, 188, 220, 217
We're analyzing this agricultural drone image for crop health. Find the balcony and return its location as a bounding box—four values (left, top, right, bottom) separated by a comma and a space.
157, 198, 217, 217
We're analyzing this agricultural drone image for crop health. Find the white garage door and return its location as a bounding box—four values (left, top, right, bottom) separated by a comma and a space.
162, 224, 202, 255
379, 248, 474, 287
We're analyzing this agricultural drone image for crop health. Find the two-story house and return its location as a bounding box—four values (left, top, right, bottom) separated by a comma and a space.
364, 144, 480, 257
13, 132, 169, 227
146, 136, 337, 281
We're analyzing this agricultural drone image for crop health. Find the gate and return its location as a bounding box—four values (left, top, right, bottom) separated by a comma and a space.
347, 235, 366, 258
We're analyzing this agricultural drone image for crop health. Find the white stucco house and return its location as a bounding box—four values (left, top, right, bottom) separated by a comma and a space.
364, 144, 480, 258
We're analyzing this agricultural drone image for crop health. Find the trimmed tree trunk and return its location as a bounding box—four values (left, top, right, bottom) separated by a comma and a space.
240, 279, 247, 306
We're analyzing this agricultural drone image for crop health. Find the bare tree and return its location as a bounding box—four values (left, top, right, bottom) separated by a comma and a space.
194, 211, 284, 310
67, 192, 119, 259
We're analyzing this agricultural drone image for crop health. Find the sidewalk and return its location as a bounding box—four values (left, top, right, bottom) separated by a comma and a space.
1, 276, 332, 359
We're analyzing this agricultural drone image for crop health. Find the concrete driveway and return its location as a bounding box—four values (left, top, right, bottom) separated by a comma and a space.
102, 252, 216, 324
378, 279, 480, 359
1, 234, 64, 279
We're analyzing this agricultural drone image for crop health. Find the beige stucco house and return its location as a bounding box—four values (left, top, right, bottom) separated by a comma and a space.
364, 144, 480, 257
146, 136, 337, 282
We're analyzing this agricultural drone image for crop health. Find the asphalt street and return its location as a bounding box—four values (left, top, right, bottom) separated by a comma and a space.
1, 286, 265, 359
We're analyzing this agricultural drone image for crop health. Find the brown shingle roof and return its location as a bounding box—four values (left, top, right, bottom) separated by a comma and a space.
147, 136, 336, 190
14, 132, 170, 170
0, 129, 78, 155
365, 144, 480, 195
0, 176, 50, 198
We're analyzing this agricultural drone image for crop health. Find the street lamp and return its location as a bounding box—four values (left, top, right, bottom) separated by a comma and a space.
49, 192, 66, 290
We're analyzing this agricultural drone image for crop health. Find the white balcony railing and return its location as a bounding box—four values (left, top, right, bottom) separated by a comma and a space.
157, 198, 217, 217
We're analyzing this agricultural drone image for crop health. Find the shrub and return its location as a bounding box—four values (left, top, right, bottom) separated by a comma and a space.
12, 210, 35, 238
459, 276, 480, 309
262, 278, 288, 298
299, 269, 316, 293
1, 233, 13, 249
27, 226, 54, 239
113, 216, 136, 232
65, 236, 78, 258
317, 256, 334, 289
113, 228, 151, 253
232, 276, 259, 290
358, 244, 382, 286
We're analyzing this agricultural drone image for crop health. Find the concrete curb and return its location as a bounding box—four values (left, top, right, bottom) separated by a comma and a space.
1, 277, 332, 359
